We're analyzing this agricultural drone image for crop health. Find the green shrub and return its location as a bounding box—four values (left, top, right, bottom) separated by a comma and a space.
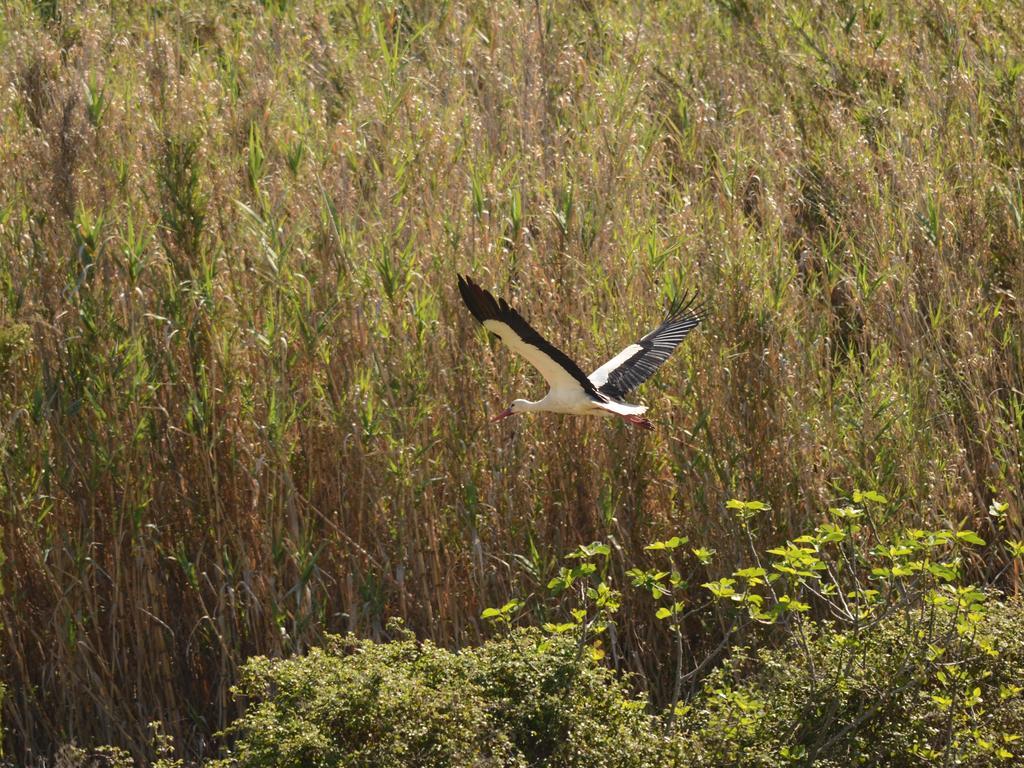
213, 625, 668, 768
212, 503, 1024, 768
680, 599, 1024, 767
56, 600, 1024, 767
466, 630, 669, 768
212, 633, 502, 768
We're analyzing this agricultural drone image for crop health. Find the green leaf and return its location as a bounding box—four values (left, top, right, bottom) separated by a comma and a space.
727, 498, 769, 512
571, 562, 597, 578
726, 499, 769, 523
956, 530, 986, 546
703, 578, 737, 598
543, 622, 575, 634
778, 595, 810, 612
483, 599, 522, 619
692, 547, 715, 565
780, 745, 807, 760
853, 489, 888, 504
1000, 684, 1023, 700
735, 566, 768, 586
927, 562, 959, 581
645, 535, 688, 551
815, 523, 847, 543
830, 505, 864, 520
656, 601, 685, 620
567, 541, 610, 559
548, 576, 567, 591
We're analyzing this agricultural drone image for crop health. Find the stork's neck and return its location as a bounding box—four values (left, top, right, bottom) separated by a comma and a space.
513, 397, 547, 412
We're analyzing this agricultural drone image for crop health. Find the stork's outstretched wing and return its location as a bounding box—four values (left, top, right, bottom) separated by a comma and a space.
589, 292, 705, 400
458, 274, 604, 399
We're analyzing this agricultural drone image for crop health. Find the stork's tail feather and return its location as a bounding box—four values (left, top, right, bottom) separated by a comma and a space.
596, 399, 647, 416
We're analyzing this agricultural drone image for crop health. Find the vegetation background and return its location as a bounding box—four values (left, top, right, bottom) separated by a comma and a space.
0, 0, 1021, 763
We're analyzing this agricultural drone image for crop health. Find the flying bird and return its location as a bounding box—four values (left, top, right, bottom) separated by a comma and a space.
457, 274, 705, 430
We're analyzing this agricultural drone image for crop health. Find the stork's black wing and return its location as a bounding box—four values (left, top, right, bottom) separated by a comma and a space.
458, 274, 605, 399
589, 291, 705, 400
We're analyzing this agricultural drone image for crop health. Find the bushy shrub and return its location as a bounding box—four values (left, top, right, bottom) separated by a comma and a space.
212, 624, 668, 768
53, 600, 1024, 767
212, 500, 1024, 768
211, 631, 503, 768
466, 630, 669, 767
679, 598, 1024, 767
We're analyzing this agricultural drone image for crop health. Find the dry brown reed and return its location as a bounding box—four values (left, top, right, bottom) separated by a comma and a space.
0, 0, 1021, 761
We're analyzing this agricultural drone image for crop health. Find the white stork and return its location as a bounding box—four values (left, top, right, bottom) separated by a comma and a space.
457, 274, 705, 430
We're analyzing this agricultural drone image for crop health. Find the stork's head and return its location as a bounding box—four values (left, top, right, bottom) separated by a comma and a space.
491, 399, 531, 422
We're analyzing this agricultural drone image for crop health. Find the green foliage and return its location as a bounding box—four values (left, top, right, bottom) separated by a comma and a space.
46, 491, 1024, 766
213, 637, 503, 768
486, 493, 1024, 763
0, 320, 29, 376
468, 631, 667, 767
213, 628, 667, 768
681, 600, 1024, 767
157, 133, 207, 267
82, 72, 109, 128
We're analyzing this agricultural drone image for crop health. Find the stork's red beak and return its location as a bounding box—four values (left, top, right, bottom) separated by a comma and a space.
490, 406, 514, 422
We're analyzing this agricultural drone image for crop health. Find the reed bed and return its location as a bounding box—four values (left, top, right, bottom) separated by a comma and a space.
0, 0, 1021, 761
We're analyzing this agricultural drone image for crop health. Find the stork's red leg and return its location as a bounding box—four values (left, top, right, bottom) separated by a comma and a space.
623, 414, 654, 431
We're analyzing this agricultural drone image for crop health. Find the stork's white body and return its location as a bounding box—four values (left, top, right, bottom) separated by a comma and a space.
478, 313, 648, 417
514, 390, 646, 417
457, 275, 704, 429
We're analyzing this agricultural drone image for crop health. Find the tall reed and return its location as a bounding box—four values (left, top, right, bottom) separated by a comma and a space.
0, 0, 1021, 761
